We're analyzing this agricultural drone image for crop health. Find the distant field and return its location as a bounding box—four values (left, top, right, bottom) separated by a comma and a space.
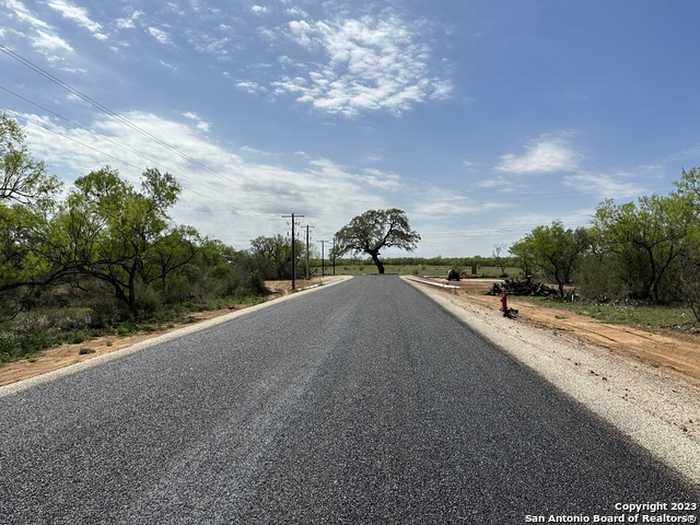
322, 264, 521, 278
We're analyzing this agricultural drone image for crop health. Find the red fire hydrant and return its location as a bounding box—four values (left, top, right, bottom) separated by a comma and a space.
500, 292, 508, 313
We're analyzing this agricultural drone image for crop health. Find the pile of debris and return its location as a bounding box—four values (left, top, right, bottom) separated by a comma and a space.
447, 269, 461, 281
487, 276, 559, 297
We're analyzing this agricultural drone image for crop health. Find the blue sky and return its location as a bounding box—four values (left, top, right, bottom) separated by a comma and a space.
2, 0, 699, 256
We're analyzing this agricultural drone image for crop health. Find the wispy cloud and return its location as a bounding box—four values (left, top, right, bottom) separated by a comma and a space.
181, 111, 210, 132
47, 0, 107, 40
147, 26, 171, 45
235, 80, 266, 94
497, 133, 579, 174
563, 172, 646, 199
15, 111, 395, 245
4, 0, 74, 54
413, 192, 506, 218
115, 8, 143, 30
250, 4, 269, 15
272, 15, 452, 116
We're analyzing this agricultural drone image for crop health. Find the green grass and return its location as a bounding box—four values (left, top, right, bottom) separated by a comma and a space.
0, 294, 267, 367
527, 297, 697, 331
328, 264, 521, 278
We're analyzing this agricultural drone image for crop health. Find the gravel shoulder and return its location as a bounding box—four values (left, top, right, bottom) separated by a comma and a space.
404, 277, 700, 485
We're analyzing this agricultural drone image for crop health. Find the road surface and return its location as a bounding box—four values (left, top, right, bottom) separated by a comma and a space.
0, 276, 696, 523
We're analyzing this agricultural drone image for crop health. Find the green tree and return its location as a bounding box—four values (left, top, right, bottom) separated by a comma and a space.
54, 166, 182, 317
509, 238, 536, 276
1, 113, 60, 204
510, 222, 590, 297
675, 167, 700, 213
679, 227, 700, 321
0, 115, 63, 315
250, 234, 305, 280
334, 209, 420, 274
593, 194, 695, 303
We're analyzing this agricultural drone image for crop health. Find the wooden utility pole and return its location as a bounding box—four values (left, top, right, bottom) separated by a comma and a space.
281, 213, 304, 289
332, 236, 336, 276
305, 224, 313, 281
318, 240, 329, 278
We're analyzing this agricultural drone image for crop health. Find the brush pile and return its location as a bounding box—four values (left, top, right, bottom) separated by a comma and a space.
447, 269, 461, 281
487, 276, 558, 297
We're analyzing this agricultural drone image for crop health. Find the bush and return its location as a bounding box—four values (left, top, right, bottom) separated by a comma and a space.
575, 254, 627, 302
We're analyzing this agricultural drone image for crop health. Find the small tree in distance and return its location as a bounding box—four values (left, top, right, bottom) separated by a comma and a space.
510, 221, 590, 298
334, 209, 420, 274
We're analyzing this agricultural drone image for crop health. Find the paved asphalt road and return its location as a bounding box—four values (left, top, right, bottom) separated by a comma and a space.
1, 276, 697, 523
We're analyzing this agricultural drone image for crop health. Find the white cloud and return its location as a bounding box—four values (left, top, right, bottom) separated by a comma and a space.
273, 15, 452, 116
235, 80, 265, 94
181, 111, 209, 132
32, 29, 74, 52
186, 30, 230, 58
4, 0, 74, 54
4, 0, 50, 30
308, 158, 401, 191
285, 6, 308, 18
159, 59, 178, 71
15, 111, 394, 247
414, 193, 506, 218
47, 0, 107, 40
147, 26, 171, 45
497, 133, 579, 174
115, 9, 143, 30
250, 4, 268, 15
563, 172, 646, 199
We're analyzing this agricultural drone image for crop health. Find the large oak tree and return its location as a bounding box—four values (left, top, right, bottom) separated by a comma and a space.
335, 208, 420, 274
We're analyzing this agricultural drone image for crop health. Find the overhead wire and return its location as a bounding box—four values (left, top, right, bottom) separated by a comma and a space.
0, 45, 242, 188
0, 83, 216, 200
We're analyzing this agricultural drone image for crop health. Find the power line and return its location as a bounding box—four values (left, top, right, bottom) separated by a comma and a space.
0, 84, 216, 201
16, 113, 144, 172
0, 45, 231, 182
0, 83, 170, 169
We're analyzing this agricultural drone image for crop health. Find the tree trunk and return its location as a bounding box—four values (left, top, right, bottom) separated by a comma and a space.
369, 252, 385, 274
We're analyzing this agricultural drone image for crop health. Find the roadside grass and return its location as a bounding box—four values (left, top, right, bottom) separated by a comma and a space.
0, 295, 265, 366
526, 297, 697, 332
329, 264, 520, 278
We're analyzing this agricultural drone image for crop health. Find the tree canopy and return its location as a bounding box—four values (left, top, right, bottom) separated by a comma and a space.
509, 221, 590, 297
335, 208, 420, 274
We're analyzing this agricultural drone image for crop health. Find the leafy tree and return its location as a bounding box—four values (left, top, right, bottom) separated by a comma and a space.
250, 234, 305, 280
334, 208, 420, 274
675, 166, 700, 213
146, 225, 199, 292
593, 194, 695, 303
54, 166, 182, 317
509, 238, 536, 276
0, 115, 64, 313
679, 227, 700, 321
510, 222, 590, 297
1, 113, 60, 204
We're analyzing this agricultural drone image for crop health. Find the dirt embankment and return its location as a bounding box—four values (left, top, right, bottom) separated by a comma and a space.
432, 278, 700, 385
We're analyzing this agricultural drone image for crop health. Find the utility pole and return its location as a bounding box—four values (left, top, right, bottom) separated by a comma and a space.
332, 236, 336, 276
318, 240, 329, 278
304, 224, 313, 281
281, 213, 304, 289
